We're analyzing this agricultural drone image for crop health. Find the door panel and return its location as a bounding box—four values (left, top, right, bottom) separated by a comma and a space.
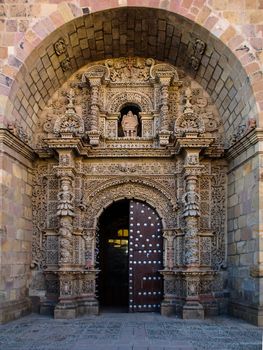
129, 200, 163, 312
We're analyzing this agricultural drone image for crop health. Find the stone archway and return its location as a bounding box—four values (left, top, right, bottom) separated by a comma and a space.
1, 4, 263, 326
2, 7, 260, 144
85, 177, 177, 230
81, 179, 175, 316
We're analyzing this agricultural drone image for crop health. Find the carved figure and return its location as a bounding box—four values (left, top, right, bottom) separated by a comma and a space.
182, 185, 200, 217
247, 117, 257, 131
54, 38, 67, 56
61, 58, 72, 72
121, 111, 139, 137
57, 184, 75, 217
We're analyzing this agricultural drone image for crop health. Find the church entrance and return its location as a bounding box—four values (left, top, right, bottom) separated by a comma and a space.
97, 199, 163, 312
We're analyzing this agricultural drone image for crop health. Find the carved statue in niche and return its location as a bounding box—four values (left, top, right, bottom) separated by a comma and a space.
121, 111, 138, 137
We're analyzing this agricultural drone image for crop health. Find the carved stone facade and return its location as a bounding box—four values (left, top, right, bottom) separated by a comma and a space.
30, 57, 227, 319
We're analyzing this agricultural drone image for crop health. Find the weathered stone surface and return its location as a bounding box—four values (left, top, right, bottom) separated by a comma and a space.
0, 131, 34, 324
0, 0, 263, 328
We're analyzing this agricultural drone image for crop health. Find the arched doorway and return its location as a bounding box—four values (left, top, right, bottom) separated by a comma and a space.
97, 199, 163, 312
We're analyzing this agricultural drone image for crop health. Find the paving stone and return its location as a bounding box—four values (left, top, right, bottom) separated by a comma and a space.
0, 313, 262, 350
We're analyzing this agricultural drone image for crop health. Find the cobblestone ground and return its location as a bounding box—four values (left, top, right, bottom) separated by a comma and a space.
0, 312, 262, 350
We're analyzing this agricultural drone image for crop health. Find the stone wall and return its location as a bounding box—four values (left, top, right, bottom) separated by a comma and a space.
227, 130, 263, 325
0, 130, 34, 323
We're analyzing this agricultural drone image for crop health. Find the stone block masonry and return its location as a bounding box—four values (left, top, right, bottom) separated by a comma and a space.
0, 130, 34, 323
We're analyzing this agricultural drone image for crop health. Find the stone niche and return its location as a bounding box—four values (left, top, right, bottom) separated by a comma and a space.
30, 57, 228, 319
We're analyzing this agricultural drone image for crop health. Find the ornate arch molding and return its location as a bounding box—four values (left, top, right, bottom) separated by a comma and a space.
107, 91, 154, 113
84, 177, 177, 229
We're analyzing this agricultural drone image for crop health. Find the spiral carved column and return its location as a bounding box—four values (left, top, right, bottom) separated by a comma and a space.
54, 150, 77, 319
86, 75, 103, 145
157, 74, 174, 145
182, 158, 204, 319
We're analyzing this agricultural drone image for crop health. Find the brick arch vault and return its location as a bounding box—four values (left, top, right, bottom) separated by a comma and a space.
3, 5, 262, 142
1, 3, 263, 326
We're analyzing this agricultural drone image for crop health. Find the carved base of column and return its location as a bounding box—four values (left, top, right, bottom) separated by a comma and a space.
158, 130, 170, 146
87, 131, 100, 145
54, 298, 99, 319
54, 302, 78, 319
77, 299, 99, 316
161, 301, 176, 316
182, 301, 204, 319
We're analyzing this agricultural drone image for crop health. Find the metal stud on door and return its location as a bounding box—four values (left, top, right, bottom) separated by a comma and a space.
129, 200, 163, 312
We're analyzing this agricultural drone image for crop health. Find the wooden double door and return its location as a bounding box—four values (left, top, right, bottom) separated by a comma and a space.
98, 199, 163, 312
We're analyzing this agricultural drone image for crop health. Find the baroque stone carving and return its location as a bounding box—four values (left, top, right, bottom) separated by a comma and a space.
188, 39, 206, 71
84, 180, 177, 229
7, 123, 31, 144
228, 117, 257, 147
32, 164, 48, 269
151, 63, 180, 82
163, 230, 176, 270
54, 38, 67, 56
31, 57, 228, 319
175, 87, 205, 136
105, 57, 154, 83
58, 219, 73, 264
57, 185, 75, 216
54, 89, 84, 137
182, 189, 200, 217
211, 163, 227, 270
107, 91, 153, 113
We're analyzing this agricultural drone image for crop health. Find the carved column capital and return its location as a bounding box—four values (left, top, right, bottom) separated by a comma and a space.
156, 70, 175, 86
159, 77, 172, 87
84, 66, 105, 86
183, 165, 203, 177
87, 77, 102, 87
56, 166, 75, 179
